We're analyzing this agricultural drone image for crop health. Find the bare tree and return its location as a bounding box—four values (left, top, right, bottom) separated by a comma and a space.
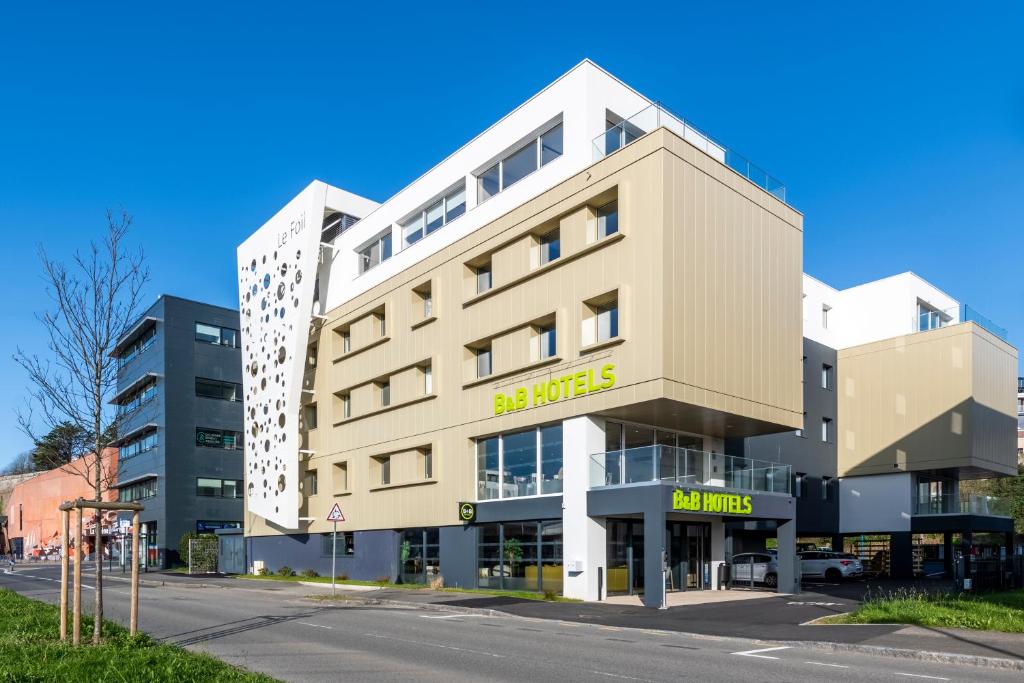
0, 450, 36, 476
14, 210, 148, 644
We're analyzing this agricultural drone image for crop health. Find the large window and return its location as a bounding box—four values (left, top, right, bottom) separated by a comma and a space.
118, 326, 156, 368
477, 520, 562, 593
195, 378, 242, 402
195, 427, 243, 450
477, 122, 563, 201
320, 532, 355, 557
195, 322, 240, 348
476, 424, 563, 500
357, 231, 393, 274
401, 183, 466, 247
196, 478, 243, 498
118, 478, 157, 502
120, 430, 158, 461
118, 380, 156, 414
399, 528, 440, 585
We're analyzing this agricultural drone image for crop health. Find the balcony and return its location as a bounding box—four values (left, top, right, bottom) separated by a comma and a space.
914, 493, 1010, 517
589, 445, 791, 495
915, 304, 1007, 340
592, 102, 787, 203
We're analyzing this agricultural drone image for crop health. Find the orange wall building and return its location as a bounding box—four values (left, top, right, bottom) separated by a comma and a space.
4, 450, 117, 559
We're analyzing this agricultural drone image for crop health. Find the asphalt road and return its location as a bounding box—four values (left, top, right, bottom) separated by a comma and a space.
1, 565, 1018, 683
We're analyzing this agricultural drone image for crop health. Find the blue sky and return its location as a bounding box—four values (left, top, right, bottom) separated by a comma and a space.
1, 3, 1021, 467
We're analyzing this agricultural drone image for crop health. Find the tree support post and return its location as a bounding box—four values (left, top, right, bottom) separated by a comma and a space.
73, 507, 82, 646
130, 511, 140, 635
60, 509, 69, 642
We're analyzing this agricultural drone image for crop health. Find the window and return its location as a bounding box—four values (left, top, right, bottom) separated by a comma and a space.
195, 378, 242, 402
378, 311, 387, 337
357, 231, 393, 274
476, 424, 563, 500
822, 476, 833, 501
197, 521, 242, 533
477, 121, 563, 201
422, 290, 432, 318
821, 417, 832, 443
476, 344, 492, 378
476, 263, 492, 294
401, 184, 466, 247
423, 448, 433, 479
120, 430, 158, 461
320, 532, 355, 556
597, 201, 618, 238
307, 343, 318, 368
304, 469, 318, 496
821, 364, 833, 390
340, 392, 351, 419
321, 211, 360, 243
539, 229, 560, 265
423, 363, 433, 394
379, 456, 391, 486
304, 404, 318, 430
597, 301, 619, 342
822, 304, 831, 329
196, 478, 243, 498
379, 380, 391, 407
195, 428, 243, 450
195, 322, 240, 348
118, 478, 157, 502
538, 325, 556, 359
118, 325, 156, 367
477, 520, 562, 593
341, 331, 351, 354
118, 380, 157, 414
334, 461, 349, 493
603, 115, 641, 154
794, 473, 805, 499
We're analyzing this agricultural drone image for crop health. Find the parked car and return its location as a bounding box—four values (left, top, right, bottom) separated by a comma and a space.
798, 550, 863, 581
730, 552, 779, 588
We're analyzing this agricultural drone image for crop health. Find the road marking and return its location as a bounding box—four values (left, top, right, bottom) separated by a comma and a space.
894, 675, 948, 681
730, 646, 791, 659
804, 661, 849, 668
297, 622, 332, 629
363, 632, 504, 658
586, 671, 655, 682
787, 601, 844, 606
419, 613, 490, 619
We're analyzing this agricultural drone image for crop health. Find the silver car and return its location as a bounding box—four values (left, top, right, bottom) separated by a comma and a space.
730, 552, 779, 588
798, 550, 864, 581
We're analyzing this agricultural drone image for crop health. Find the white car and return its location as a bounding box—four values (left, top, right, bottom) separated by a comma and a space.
799, 551, 863, 581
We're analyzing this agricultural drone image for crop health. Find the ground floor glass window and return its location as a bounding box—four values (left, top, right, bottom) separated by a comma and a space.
477, 520, 563, 593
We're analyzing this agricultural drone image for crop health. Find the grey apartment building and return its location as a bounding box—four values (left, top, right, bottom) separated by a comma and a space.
111, 295, 244, 567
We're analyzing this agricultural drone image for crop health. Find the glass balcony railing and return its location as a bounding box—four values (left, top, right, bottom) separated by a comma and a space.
914, 304, 1007, 340
592, 102, 787, 203
589, 445, 791, 495
913, 493, 1010, 517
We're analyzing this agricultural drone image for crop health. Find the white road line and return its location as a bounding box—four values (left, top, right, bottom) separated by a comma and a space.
804, 661, 849, 668
894, 674, 949, 681
297, 622, 332, 629
587, 670, 656, 682
363, 632, 505, 658
730, 645, 791, 659
419, 613, 492, 619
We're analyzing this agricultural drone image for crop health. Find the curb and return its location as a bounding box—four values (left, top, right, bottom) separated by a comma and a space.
308, 591, 513, 618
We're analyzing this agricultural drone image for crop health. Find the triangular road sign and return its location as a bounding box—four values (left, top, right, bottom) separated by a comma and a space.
326, 503, 345, 522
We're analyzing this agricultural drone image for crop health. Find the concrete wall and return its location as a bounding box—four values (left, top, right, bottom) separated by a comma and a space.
839, 472, 912, 534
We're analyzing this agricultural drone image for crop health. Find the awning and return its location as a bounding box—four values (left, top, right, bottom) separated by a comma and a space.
110, 422, 157, 446
109, 316, 159, 357
113, 473, 159, 488
110, 372, 159, 405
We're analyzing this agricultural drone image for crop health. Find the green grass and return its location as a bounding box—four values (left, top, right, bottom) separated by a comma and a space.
237, 574, 580, 602
822, 588, 1024, 633
0, 588, 277, 682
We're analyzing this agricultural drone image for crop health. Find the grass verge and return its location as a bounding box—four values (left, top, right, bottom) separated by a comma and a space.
0, 588, 277, 682
236, 574, 580, 602
821, 588, 1024, 633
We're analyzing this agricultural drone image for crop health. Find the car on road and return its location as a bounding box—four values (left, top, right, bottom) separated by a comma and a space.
730, 552, 779, 588
798, 550, 863, 582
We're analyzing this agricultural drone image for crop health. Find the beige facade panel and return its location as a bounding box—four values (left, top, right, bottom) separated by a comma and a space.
837, 322, 1018, 478
248, 128, 804, 537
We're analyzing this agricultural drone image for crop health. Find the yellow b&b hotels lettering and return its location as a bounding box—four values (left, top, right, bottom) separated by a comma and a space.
494, 364, 616, 415
672, 489, 752, 515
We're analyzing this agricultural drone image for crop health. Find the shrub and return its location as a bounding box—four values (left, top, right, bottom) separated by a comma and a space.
300, 569, 319, 578
276, 566, 295, 577
543, 589, 558, 601
336, 573, 349, 581
257, 566, 270, 576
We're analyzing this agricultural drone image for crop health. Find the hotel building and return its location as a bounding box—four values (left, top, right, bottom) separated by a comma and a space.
237, 61, 1018, 605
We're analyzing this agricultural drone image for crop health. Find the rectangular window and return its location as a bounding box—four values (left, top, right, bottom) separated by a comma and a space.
476, 345, 492, 378
120, 430, 158, 461
476, 263, 492, 294
378, 311, 387, 337
195, 428, 243, 450
822, 304, 831, 329
423, 448, 433, 479
401, 212, 425, 246
118, 380, 157, 415
304, 404, 318, 430
597, 201, 618, 238
476, 120, 563, 202
305, 469, 318, 496
476, 425, 563, 500
379, 456, 391, 486
334, 461, 349, 493
538, 325, 556, 359
320, 532, 355, 556
822, 476, 832, 501
195, 378, 242, 402
341, 393, 351, 419
821, 417, 832, 443
423, 291, 433, 318
539, 229, 560, 265
821, 363, 833, 390
118, 325, 157, 368
597, 301, 619, 341
118, 478, 157, 502
321, 211, 360, 243
794, 473, 805, 499
341, 331, 351, 354
358, 231, 393, 274
423, 364, 433, 394
380, 380, 390, 407
445, 185, 466, 222
195, 322, 240, 348
196, 478, 220, 497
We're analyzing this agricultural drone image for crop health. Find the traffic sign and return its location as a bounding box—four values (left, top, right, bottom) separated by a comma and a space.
326, 503, 345, 522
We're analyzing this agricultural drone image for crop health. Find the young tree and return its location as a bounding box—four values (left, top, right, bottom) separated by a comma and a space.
14, 210, 148, 644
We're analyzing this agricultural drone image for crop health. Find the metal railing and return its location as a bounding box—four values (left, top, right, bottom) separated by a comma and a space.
589, 445, 790, 495
913, 493, 1010, 517
592, 102, 787, 203
914, 304, 1007, 340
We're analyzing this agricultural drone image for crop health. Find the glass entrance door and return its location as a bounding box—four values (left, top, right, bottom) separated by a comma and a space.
666, 522, 710, 591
